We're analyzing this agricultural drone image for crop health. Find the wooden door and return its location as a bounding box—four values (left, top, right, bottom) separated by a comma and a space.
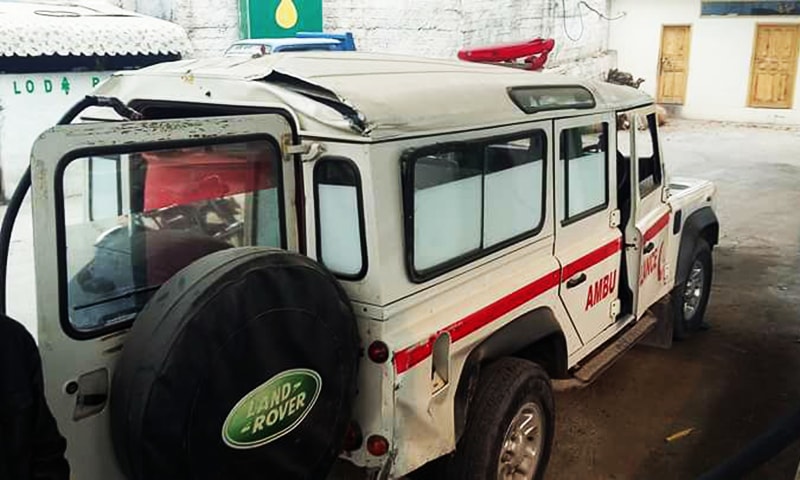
657, 26, 692, 105
749, 24, 800, 109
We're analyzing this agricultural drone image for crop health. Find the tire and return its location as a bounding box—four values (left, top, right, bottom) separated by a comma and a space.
111, 247, 360, 480
447, 358, 555, 480
672, 238, 713, 339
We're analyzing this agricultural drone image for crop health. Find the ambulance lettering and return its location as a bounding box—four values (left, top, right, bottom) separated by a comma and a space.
585, 270, 617, 310
639, 242, 665, 285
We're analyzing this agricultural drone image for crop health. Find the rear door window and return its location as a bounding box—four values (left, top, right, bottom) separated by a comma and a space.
62, 139, 283, 333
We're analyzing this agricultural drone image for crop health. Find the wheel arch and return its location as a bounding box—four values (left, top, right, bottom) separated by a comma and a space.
675, 206, 718, 286
453, 307, 566, 442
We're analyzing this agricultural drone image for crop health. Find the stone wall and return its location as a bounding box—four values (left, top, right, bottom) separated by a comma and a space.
113, 0, 614, 78
324, 0, 614, 78
114, 0, 240, 58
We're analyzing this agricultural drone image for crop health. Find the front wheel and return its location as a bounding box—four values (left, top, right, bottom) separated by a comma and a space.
672, 238, 713, 339
447, 358, 554, 480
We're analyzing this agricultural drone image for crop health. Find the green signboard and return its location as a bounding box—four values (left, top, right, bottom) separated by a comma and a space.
239, 0, 322, 39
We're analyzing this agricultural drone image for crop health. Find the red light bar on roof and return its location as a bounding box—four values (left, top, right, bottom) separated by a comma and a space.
458, 38, 556, 70
508, 86, 596, 114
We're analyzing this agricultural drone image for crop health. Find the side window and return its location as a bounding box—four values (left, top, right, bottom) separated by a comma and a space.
412, 150, 483, 272
407, 131, 547, 279
484, 136, 546, 247
62, 139, 283, 334
637, 113, 662, 198
314, 158, 367, 279
561, 123, 609, 223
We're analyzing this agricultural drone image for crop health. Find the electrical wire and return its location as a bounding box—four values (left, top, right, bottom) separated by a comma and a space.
561, 0, 585, 42
560, 0, 627, 43
579, 1, 627, 21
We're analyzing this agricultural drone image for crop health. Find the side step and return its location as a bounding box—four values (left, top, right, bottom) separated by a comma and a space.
553, 313, 658, 392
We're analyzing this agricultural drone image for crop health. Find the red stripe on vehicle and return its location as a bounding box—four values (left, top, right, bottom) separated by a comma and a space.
447, 270, 561, 343
393, 339, 434, 375
393, 270, 561, 374
561, 237, 622, 280
644, 212, 671, 243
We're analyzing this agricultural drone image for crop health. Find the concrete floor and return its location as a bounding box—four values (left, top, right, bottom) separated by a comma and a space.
547, 120, 800, 479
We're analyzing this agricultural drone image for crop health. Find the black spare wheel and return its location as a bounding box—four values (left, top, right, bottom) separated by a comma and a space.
111, 247, 360, 480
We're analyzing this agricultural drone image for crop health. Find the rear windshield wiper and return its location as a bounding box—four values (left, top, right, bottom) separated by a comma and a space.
73, 285, 161, 311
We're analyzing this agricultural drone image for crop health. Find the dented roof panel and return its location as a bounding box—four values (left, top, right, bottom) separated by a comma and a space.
104, 52, 654, 140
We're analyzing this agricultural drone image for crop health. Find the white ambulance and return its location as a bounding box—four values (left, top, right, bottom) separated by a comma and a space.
4, 52, 718, 480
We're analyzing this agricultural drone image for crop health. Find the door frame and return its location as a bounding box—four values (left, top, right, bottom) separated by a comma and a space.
30, 113, 297, 480
657, 24, 693, 105
553, 112, 622, 345
747, 23, 800, 109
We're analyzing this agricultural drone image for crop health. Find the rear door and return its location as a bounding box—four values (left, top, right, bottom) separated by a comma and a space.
31, 114, 296, 480
554, 114, 622, 344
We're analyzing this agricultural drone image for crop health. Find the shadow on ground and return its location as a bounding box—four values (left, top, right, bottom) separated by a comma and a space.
549, 247, 800, 479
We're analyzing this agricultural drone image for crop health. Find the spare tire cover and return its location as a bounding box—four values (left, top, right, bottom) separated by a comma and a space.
111, 247, 360, 480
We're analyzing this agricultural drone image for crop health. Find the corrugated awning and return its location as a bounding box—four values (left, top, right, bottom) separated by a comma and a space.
0, 0, 192, 57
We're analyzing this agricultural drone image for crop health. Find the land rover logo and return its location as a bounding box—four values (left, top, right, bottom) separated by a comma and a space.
222, 368, 322, 449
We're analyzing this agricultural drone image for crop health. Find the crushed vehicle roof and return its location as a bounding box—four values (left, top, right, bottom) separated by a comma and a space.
95, 52, 653, 141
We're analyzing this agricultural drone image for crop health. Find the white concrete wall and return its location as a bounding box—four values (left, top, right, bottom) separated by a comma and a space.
609, 0, 800, 125
324, 0, 615, 78
0, 72, 113, 196
115, 0, 616, 79
115, 0, 240, 58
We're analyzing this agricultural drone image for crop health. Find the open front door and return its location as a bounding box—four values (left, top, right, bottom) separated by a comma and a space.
618, 107, 672, 317
30, 113, 296, 479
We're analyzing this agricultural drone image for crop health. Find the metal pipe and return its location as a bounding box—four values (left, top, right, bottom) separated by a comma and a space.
0, 96, 121, 315
697, 406, 800, 480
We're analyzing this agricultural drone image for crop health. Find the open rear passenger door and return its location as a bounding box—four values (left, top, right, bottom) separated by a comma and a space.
30, 113, 297, 480
554, 114, 623, 345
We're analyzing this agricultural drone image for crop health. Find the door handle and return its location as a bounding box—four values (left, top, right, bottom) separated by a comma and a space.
566, 273, 587, 289
644, 242, 655, 254
78, 393, 108, 408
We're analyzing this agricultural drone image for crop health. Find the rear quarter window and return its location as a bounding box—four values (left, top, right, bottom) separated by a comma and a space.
404, 130, 548, 281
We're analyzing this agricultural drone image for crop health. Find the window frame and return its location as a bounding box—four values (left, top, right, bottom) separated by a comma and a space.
55, 133, 286, 340
561, 122, 610, 227
637, 113, 663, 199
313, 156, 369, 281
402, 130, 548, 283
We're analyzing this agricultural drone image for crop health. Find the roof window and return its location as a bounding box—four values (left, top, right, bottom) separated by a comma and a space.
508, 86, 596, 114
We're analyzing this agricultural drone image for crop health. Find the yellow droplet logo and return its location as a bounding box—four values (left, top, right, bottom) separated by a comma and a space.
275, 0, 298, 29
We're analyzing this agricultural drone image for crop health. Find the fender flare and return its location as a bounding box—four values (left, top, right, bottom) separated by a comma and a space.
675, 206, 719, 286
453, 307, 565, 441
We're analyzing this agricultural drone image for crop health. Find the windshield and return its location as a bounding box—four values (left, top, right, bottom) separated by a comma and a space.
225, 43, 272, 57
61, 139, 283, 333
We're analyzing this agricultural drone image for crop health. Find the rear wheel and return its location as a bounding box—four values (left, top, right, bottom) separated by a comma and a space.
672, 238, 713, 339
447, 358, 554, 480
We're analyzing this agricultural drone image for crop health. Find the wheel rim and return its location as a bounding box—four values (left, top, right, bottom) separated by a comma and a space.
683, 260, 705, 321
497, 402, 545, 480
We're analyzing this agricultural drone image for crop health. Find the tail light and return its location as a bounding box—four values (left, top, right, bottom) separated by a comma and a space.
367, 340, 389, 364
366, 434, 390, 457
